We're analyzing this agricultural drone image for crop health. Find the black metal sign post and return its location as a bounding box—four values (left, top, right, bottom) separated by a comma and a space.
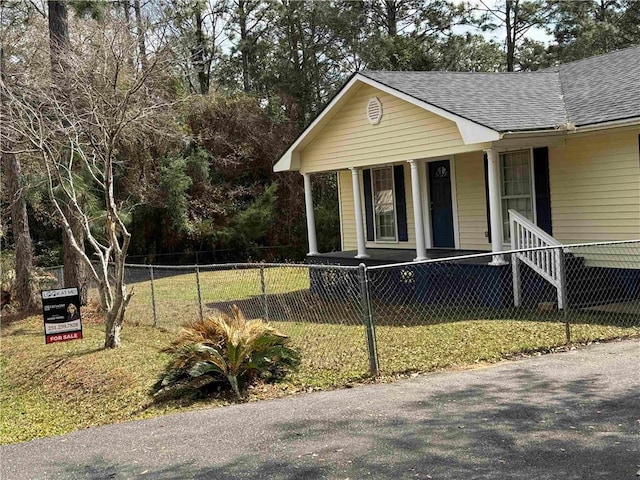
41, 287, 83, 344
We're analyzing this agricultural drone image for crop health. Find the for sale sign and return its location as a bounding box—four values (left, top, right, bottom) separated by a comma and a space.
41, 287, 83, 344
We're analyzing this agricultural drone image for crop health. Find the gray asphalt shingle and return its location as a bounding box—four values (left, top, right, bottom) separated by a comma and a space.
552, 45, 640, 127
360, 45, 640, 132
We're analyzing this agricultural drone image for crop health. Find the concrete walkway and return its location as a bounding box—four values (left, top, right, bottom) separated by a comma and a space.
2, 339, 639, 479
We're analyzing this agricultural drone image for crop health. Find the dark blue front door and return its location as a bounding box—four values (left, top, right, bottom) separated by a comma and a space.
428, 160, 455, 248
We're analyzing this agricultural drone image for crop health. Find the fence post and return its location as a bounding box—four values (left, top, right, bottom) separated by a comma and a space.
195, 266, 204, 321
260, 265, 269, 321
358, 263, 379, 376
149, 265, 158, 327
512, 255, 522, 307
556, 246, 570, 344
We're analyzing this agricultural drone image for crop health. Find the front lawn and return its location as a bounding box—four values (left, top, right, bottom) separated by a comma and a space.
2, 309, 637, 445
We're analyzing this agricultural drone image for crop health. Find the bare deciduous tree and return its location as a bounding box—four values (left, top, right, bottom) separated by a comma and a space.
1, 20, 176, 347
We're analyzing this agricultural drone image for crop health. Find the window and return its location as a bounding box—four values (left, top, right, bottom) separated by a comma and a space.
372, 167, 397, 241
501, 150, 534, 243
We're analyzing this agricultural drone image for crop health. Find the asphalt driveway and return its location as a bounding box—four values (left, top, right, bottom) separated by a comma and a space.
2, 339, 639, 480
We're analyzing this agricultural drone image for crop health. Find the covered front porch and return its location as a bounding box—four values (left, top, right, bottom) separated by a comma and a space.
301, 147, 520, 267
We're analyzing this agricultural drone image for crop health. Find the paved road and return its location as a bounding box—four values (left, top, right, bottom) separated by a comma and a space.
2, 339, 639, 480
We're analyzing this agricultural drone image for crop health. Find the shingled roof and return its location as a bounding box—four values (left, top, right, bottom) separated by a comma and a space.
360, 45, 640, 132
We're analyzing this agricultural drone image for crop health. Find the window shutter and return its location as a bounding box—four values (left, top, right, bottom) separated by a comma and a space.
483, 153, 491, 243
362, 169, 374, 241
533, 147, 552, 235
393, 165, 408, 242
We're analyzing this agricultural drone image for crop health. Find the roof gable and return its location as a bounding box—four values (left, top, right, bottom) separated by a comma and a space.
274, 75, 499, 172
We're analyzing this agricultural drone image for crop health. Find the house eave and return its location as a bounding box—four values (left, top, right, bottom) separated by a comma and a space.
272, 73, 501, 173
573, 116, 640, 133
499, 116, 640, 139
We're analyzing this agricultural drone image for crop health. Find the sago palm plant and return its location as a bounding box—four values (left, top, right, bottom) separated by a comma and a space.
152, 306, 300, 400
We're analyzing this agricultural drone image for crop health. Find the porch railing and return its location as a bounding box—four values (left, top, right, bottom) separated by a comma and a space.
509, 209, 567, 309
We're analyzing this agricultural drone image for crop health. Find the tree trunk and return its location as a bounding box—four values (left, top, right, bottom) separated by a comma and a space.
104, 308, 122, 348
385, 0, 398, 36
1, 12, 37, 313
193, 6, 209, 94
505, 0, 515, 71
133, 0, 147, 70
62, 207, 88, 304
103, 262, 132, 348
48, 0, 87, 304
48, 0, 69, 77
238, 0, 250, 93
2, 154, 39, 311
121, 1, 136, 70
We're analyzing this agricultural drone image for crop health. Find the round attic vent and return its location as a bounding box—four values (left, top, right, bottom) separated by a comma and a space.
366, 97, 383, 125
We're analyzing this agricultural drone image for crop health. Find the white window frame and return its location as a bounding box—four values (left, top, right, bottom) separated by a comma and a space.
499, 148, 537, 244
371, 166, 398, 243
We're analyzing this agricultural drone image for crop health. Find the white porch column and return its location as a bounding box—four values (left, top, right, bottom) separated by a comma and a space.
349, 167, 369, 259
485, 148, 507, 265
408, 160, 427, 261
302, 172, 319, 256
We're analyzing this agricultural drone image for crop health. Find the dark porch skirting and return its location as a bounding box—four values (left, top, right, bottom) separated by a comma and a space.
306, 249, 515, 308
306, 249, 640, 310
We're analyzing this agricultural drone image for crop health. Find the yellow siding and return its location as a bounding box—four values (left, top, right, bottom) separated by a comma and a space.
550, 129, 640, 268
549, 129, 640, 244
300, 84, 488, 174
452, 129, 640, 263
338, 170, 356, 250
566, 246, 640, 269
335, 121, 639, 263
454, 152, 491, 251
340, 155, 493, 252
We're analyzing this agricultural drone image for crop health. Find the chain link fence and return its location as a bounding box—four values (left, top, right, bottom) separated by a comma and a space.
367, 240, 640, 374
45, 240, 640, 380
124, 246, 303, 266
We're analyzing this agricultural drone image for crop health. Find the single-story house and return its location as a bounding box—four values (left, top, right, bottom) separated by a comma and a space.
275, 46, 639, 260
274, 46, 640, 308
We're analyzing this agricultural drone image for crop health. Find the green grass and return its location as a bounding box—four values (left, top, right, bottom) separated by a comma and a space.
2, 267, 638, 444
0, 317, 175, 444
123, 266, 311, 327
2, 308, 638, 445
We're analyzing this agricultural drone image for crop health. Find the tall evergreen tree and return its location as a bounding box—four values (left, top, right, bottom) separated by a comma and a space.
475, 0, 551, 71
48, 0, 89, 304
548, 0, 640, 63
0, 1, 40, 310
